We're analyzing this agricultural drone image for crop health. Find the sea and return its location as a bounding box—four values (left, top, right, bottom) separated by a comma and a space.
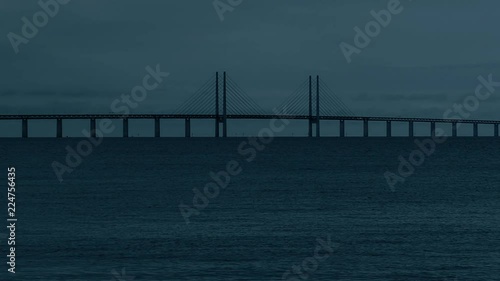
0, 138, 499, 280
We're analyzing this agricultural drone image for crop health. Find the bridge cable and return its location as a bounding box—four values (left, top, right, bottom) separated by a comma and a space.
178, 83, 216, 115
226, 76, 268, 115
177, 85, 215, 115
319, 79, 355, 116
276, 80, 310, 115
226, 83, 266, 115
174, 77, 214, 113
184, 85, 216, 115
319, 84, 352, 116
175, 77, 215, 114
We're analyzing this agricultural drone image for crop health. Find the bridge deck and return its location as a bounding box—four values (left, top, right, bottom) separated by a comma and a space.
0, 114, 498, 124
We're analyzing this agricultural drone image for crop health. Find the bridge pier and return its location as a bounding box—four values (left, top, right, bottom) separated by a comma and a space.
123, 118, 129, 138
215, 72, 220, 138
452, 122, 458, 137
363, 119, 369, 137
409, 121, 414, 137
339, 120, 345, 137
215, 119, 220, 138
155, 118, 161, 138
386, 121, 391, 137
495, 124, 499, 137
473, 123, 478, 137
90, 118, 97, 138
185, 118, 191, 138
430, 122, 436, 137
308, 75, 313, 138
22, 119, 28, 138
216, 118, 225, 138
316, 75, 320, 138
223, 72, 227, 138
56, 119, 63, 138
222, 119, 227, 138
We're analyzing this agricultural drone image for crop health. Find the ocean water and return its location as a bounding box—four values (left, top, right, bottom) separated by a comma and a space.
1, 138, 499, 280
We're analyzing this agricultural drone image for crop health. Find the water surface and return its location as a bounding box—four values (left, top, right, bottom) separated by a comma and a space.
1, 138, 499, 280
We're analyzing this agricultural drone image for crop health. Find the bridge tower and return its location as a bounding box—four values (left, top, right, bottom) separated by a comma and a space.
308, 75, 321, 137
222, 71, 227, 137
308, 76, 313, 137
278, 74, 353, 137
175, 71, 262, 138
215, 72, 220, 137
213, 71, 227, 137
316, 75, 320, 137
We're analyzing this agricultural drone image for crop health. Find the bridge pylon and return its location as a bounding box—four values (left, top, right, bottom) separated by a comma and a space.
308, 75, 321, 137
222, 71, 227, 137
215, 72, 220, 137
214, 71, 228, 138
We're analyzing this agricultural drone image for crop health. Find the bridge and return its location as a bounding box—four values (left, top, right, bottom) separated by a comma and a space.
2, 72, 499, 138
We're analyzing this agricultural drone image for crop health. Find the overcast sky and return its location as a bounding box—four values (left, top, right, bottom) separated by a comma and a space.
2, 0, 500, 136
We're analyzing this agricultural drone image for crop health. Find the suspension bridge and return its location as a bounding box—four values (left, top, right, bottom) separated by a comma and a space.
2, 72, 500, 138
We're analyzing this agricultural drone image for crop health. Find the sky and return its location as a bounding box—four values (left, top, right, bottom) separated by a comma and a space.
2, 0, 500, 136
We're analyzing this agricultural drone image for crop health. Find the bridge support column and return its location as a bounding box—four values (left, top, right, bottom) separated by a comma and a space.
185, 118, 191, 138
90, 118, 96, 138
473, 123, 478, 137
56, 119, 63, 138
215, 119, 220, 138
409, 121, 414, 137
222, 119, 227, 138
430, 122, 436, 137
123, 118, 129, 138
495, 124, 499, 137
339, 120, 345, 137
316, 75, 320, 138
386, 121, 391, 137
223, 71, 227, 138
363, 119, 369, 137
452, 122, 457, 137
215, 72, 220, 138
308, 75, 313, 138
155, 118, 161, 138
22, 119, 28, 138
308, 120, 313, 137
